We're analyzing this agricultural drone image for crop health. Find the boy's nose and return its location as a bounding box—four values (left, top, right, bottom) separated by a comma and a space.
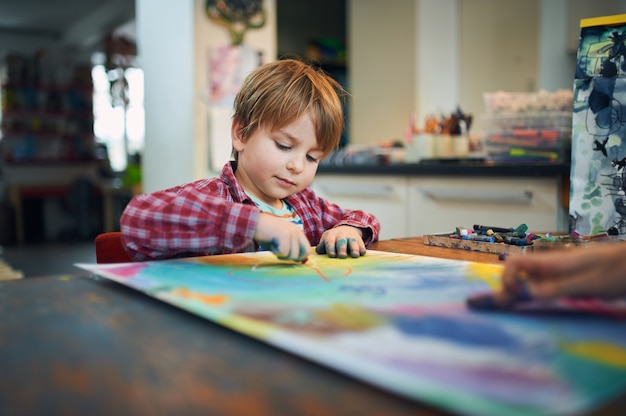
287, 155, 305, 172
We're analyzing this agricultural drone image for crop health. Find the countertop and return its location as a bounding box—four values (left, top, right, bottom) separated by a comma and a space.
317, 160, 571, 177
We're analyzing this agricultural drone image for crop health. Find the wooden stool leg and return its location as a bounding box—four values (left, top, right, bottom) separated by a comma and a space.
8, 186, 24, 246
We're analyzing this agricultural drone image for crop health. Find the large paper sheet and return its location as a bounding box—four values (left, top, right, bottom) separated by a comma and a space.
77, 250, 626, 416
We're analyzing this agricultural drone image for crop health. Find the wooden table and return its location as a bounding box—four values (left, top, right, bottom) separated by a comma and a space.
370, 236, 505, 263
0, 237, 623, 416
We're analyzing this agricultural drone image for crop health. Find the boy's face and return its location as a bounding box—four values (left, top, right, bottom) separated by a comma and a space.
232, 113, 324, 208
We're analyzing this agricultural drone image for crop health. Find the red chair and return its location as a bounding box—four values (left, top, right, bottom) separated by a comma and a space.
95, 232, 133, 263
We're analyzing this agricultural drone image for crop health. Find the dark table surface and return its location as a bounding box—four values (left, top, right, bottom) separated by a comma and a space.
0, 273, 433, 416
1, 238, 624, 416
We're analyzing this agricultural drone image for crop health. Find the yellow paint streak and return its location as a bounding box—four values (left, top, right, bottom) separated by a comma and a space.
564, 342, 626, 368
314, 303, 385, 331
218, 314, 275, 338
192, 252, 276, 266
466, 262, 504, 290
174, 288, 228, 306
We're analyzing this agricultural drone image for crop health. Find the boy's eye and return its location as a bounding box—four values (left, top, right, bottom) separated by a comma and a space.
276, 142, 291, 151
307, 154, 320, 163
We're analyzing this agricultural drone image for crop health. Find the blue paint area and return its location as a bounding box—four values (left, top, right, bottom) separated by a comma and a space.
391, 314, 525, 349
338, 285, 386, 297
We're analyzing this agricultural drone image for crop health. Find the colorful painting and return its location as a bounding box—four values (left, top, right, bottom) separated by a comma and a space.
570, 14, 626, 237
76, 250, 626, 416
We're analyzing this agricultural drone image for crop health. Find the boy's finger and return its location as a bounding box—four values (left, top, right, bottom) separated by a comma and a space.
298, 243, 310, 263
326, 241, 337, 257
336, 238, 348, 258
348, 237, 361, 257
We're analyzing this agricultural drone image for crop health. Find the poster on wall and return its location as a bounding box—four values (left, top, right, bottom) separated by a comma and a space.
204, 0, 266, 172
207, 44, 260, 172
569, 14, 626, 237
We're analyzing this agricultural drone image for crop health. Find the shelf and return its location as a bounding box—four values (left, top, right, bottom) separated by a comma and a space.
1, 56, 95, 165
1, 161, 100, 186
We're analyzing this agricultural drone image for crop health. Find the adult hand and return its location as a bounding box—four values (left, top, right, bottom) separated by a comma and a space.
499, 243, 626, 301
315, 225, 366, 259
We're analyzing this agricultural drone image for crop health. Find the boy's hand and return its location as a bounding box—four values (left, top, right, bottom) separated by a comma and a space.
315, 226, 366, 258
254, 213, 311, 262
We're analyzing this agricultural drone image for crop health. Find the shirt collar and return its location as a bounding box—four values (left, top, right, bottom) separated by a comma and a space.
221, 161, 252, 203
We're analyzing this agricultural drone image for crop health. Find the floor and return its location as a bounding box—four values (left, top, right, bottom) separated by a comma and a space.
1, 240, 96, 278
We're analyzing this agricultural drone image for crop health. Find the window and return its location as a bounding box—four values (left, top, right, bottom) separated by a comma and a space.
92, 64, 144, 172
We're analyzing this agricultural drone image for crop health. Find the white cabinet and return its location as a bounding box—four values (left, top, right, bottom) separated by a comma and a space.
311, 175, 408, 240
313, 174, 568, 239
407, 177, 566, 236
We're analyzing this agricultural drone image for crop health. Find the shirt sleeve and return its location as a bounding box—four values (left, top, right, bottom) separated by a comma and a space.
120, 180, 260, 261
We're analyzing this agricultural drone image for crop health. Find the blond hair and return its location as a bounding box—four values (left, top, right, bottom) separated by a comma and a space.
233, 58, 346, 159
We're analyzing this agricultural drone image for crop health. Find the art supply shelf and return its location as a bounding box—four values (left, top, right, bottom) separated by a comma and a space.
0, 53, 95, 164
481, 90, 573, 163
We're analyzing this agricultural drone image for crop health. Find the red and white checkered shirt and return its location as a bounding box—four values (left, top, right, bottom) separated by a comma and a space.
120, 161, 380, 261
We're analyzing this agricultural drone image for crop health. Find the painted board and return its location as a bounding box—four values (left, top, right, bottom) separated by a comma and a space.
76, 250, 626, 416
570, 14, 626, 237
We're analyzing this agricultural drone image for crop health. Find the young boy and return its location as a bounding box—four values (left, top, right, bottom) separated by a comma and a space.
120, 58, 380, 262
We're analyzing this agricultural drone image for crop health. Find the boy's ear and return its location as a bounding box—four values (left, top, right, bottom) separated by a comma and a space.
231, 118, 245, 152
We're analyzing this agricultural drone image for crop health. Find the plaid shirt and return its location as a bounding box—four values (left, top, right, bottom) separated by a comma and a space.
120, 161, 380, 261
